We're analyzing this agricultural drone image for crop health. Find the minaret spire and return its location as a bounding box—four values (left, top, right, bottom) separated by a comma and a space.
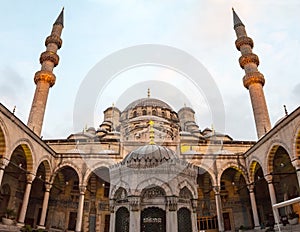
232, 8, 244, 29
233, 9, 271, 139
54, 7, 64, 27
27, 9, 64, 136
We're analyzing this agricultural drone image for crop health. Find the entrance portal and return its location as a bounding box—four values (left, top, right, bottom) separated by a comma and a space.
141, 207, 166, 232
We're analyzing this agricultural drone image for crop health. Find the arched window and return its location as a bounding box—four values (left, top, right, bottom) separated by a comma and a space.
152, 110, 157, 116
133, 111, 137, 117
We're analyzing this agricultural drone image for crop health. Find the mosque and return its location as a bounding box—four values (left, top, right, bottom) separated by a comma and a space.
0, 7, 300, 232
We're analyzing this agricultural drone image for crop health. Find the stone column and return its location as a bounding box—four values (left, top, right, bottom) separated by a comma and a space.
265, 175, 280, 224
0, 158, 9, 187
17, 173, 35, 226
38, 183, 52, 229
248, 184, 260, 229
191, 199, 198, 232
292, 160, 300, 189
75, 185, 86, 232
213, 186, 224, 232
109, 199, 115, 232
128, 196, 140, 232
166, 196, 178, 232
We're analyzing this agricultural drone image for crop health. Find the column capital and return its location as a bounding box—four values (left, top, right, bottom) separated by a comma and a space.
26, 173, 36, 183
0, 157, 9, 169
247, 184, 254, 192
191, 199, 198, 213
79, 185, 86, 194
166, 196, 178, 211
264, 174, 273, 183
109, 199, 115, 213
128, 195, 140, 211
45, 183, 52, 192
213, 186, 220, 194
292, 159, 300, 170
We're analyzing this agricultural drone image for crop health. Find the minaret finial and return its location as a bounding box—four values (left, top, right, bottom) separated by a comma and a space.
149, 120, 155, 145
27, 9, 64, 136
54, 7, 64, 27
233, 10, 271, 139
232, 8, 244, 29
284, 105, 288, 116
147, 88, 150, 98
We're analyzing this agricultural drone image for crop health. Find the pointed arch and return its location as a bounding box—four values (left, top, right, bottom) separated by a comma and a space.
0, 120, 7, 156
114, 187, 128, 200
135, 177, 173, 196
218, 163, 249, 186
110, 180, 130, 197
9, 140, 35, 173
178, 179, 197, 198
193, 163, 216, 186
82, 161, 113, 186
51, 162, 81, 185
266, 143, 291, 175
35, 158, 52, 182
248, 159, 264, 183
294, 128, 300, 159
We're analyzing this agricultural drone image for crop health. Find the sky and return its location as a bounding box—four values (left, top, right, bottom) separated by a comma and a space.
0, 0, 299, 141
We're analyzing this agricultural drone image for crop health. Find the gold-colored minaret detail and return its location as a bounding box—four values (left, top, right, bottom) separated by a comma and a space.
149, 120, 155, 145
27, 8, 64, 136
233, 8, 271, 139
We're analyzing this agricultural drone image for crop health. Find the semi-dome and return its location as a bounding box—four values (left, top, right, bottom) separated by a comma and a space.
122, 144, 177, 168
123, 98, 173, 112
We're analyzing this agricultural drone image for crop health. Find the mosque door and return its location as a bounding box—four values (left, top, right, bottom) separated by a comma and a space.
115, 207, 129, 232
141, 207, 166, 232
177, 207, 192, 232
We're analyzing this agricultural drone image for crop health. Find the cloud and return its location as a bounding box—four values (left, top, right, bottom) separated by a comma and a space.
0, 67, 25, 101
292, 83, 300, 99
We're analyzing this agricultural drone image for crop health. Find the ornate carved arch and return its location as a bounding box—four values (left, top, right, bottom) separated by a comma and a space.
178, 179, 197, 199
110, 180, 130, 197
135, 177, 173, 196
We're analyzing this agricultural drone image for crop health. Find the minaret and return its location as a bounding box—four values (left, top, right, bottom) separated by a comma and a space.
233, 9, 271, 139
27, 8, 64, 136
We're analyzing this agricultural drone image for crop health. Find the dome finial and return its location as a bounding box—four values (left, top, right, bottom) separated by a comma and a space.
149, 120, 155, 145
147, 88, 150, 98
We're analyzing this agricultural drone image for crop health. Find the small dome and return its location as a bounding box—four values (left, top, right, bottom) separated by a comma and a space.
123, 145, 177, 168
123, 98, 173, 112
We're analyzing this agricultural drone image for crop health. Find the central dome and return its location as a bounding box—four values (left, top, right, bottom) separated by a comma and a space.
123, 144, 177, 168
123, 98, 173, 112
